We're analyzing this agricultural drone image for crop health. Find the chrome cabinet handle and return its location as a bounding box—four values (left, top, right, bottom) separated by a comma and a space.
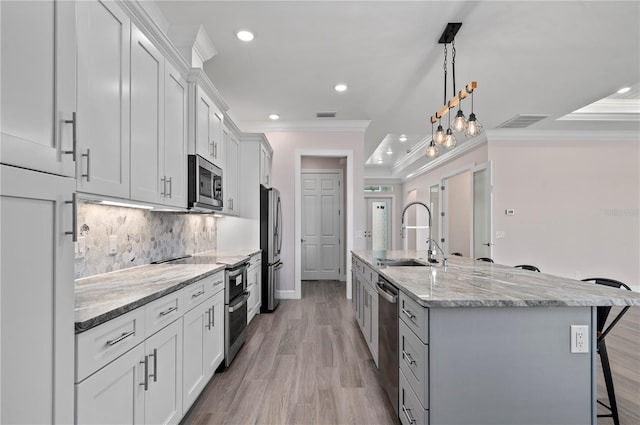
160, 176, 166, 197
402, 308, 415, 320
228, 198, 233, 211
63, 112, 77, 161
402, 350, 416, 365
65, 193, 77, 242
81, 149, 91, 181
205, 308, 211, 330
402, 405, 416, 424
106, 330, 135, 347
167, 177, 172, 198
191, 290, 205, 299
214, 280, 223, 287
210, 306, 214, 328
140, 355, 149, 390
159, 306, 177, 317
148, 349, 157, 382
213, 142, 217, 159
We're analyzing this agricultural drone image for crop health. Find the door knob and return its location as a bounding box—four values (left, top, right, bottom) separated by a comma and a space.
301, 238, 306, 243
483, 242, 494, 247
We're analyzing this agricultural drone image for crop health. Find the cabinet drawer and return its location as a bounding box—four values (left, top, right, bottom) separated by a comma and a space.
249, 253, 261, 267
76, 307, 146, 383
400, 369, 429, 425
400, 320, 429, 409
183, 279, 208, 311
204, 270, 225, 296
399, 291, 429, 343
145, 290, 182, 338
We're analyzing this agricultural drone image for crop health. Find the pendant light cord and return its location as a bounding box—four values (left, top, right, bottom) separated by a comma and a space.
443, 44, 448, 105
452, 40, 456, 98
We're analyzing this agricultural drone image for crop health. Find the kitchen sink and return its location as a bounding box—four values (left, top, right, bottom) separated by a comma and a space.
376, 258, 427, 267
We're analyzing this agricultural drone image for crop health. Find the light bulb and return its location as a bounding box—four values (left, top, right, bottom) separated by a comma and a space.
433, 125, 446, 145
465, 113, 483, 137
443, 128, 457, 148
452, 110, 467, 132
426, 142, 438, 159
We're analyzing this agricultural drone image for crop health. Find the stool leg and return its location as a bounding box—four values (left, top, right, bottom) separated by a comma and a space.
599, 340, 620, 425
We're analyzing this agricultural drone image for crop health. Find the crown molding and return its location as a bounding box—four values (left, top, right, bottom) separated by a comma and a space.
186, 69, 229, 113
239, 120, 371, 133
485, 129, 640, 143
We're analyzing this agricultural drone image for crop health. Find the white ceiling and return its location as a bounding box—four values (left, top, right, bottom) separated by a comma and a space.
154, 1, 640, 177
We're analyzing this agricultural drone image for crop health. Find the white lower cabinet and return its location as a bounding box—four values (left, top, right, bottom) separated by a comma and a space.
247, 254, 261, 323
76, 319, 183, 425
352, 257, 379, 366
182, 290, 224, 412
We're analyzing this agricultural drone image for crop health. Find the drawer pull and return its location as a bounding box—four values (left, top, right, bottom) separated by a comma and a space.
159, 306, 178, 317
191, 290, 205, 299
106, 330, 135, 347
402, 308, 416, 320
402, 350, 416, 365
205, 308, 211, 330
402, 405, 416, 424
214, 280, 223, 287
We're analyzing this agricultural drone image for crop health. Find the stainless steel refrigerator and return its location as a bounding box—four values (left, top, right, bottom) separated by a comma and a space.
260, 185, 282, 312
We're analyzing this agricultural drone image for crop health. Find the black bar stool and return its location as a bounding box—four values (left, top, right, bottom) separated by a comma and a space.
581, 277, 632, 425
476, 257, 494, 263
514, 264, 540, 272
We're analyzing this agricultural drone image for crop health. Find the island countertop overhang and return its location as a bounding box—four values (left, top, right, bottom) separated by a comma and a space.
352, 250, 640, 308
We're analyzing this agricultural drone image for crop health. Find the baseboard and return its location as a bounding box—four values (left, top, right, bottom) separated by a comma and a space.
276, 289, 298, 299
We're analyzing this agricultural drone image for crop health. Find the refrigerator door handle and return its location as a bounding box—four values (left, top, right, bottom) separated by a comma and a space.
274, 262, 284, 271
276, 196, 283, 255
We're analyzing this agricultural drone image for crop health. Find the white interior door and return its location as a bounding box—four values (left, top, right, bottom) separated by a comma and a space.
301, 172, 341, 280
472, 163, 493, 259
366, 197, 392, 251
430, 184, 441, 248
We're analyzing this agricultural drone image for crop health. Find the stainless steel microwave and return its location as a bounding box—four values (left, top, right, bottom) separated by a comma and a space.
188, 154, 223, 212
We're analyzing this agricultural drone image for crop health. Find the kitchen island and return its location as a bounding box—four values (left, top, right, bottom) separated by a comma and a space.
352, 250, 640, 425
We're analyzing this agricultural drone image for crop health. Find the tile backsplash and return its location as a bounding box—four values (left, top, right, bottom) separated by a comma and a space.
75, 202, 217, 279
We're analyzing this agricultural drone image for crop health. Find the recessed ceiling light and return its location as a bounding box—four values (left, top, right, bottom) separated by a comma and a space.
617, 87, 631, 94
386, 149, 393, 155
269, 114, 280, 120
236, 30, 254, 42
334, 84, 348, 92
377, 159, 383, 164
399, 134, 407, 142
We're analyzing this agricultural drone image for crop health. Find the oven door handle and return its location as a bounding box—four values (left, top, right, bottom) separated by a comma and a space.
228, 292, 249, 313
227, 265, 247, 279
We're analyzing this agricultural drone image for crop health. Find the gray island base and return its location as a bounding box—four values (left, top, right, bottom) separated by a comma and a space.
352, 250, 640, 425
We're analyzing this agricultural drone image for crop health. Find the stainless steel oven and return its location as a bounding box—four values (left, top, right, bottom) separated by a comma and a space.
224, 261, 249, 367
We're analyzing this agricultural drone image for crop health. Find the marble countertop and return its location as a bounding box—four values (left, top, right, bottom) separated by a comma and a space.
353, 250, 640, 308
75, 249, 261, 333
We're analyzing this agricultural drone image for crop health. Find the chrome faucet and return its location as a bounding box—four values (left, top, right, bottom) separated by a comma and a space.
401, 201, 440, 264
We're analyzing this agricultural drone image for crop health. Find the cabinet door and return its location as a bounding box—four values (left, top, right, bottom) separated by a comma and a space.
223, 129, 239, 215
145, 319, 183, 425
0, 0, 76, 177
76, 0, 130, 197
195, 89, 214, 161
76, 343, 145, 425
130, 24, 164, 204
204, 291, 225, 380
163, 62, 188, 208
370, 285, 379, 365
182, 299, 208, 411
260, 144, 272, 187
1, 165, 75, 424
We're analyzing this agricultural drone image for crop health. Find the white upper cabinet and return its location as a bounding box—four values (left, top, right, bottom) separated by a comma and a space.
163, 62, 188, 208
130, 24, 164, 204
1, 0, 76, 177
76, 0, 131, 198
260, 143, 273, 187
188, 70, 226, 170
222, 128, 239, 215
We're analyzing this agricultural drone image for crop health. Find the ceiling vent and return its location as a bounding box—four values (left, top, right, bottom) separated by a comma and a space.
316, 111, 336, 118
497, 114, 549, 129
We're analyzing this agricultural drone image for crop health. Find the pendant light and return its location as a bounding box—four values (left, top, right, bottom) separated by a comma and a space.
465, 90, 482, 137
443, 110, 457, 148
426, 122, 439, 158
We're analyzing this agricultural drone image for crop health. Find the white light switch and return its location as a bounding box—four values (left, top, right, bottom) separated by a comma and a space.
109, 235, 117, 255
76, 237, 86, 259
505, 208, 515, 216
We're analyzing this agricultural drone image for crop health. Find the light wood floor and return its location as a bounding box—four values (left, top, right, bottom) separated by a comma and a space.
182, 281, 399, 425
182, 283, 639, 425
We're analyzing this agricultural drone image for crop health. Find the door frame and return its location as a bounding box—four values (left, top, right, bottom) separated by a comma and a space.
301, 169, 344, 281
471, 161, 494, 259
294, 150, 354, 300
364, 194, 397, 251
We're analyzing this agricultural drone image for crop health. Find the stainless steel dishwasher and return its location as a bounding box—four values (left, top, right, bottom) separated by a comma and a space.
377, 275, 399, 415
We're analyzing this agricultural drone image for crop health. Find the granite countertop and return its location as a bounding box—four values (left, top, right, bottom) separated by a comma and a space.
353, 250, 640, 308
75, 249, 261, 333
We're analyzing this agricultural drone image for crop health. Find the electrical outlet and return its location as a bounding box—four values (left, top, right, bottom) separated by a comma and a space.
76, 237, 86, 259
571, 325, 589, 353
108, 235, 117, 255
